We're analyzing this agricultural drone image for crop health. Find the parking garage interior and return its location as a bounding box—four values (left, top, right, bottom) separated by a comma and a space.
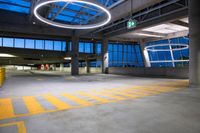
0, 0, 200, 133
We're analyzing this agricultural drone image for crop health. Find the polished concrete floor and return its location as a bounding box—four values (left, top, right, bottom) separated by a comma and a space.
0, 70, 200, 133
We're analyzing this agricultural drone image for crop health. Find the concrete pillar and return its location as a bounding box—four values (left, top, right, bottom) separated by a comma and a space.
140, 40, 151, 67
189, 0, 200, 87
86, 59, 90, 73
71, 36, 79, 75
60, 63, 64, 72
101, 39, 109, 73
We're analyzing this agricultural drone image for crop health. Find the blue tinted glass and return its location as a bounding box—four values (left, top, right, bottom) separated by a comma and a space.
3, 38, 13, 47
0, 37, 2, 46
79, 42, 84, 52
25, 39, 34, 49
0, 0, 30, 14
62, 41, 66, 51
45, 40, 53, 50
36, 40, 44, 50
54, 41, 62, 51
15, 38, 24, 48
85, 43, 91, 53
96, 43, 102, 54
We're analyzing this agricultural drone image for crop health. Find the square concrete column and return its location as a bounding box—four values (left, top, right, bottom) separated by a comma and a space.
140, 40, 151, 67
189, 0, 200, 87
86, 59, 90, 73
71, 36, 79, 75
60, 63, 64, 72
101, 39, 109, 74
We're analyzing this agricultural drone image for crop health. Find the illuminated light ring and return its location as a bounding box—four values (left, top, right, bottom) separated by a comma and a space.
34, 0, 111, 29
144, 43, 189, 63
145, 44, 189, 52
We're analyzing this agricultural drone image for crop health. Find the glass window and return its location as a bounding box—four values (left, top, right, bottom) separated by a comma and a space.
35, 40, 44, 50
25, 39, 34, 49
0, 37, 2, 46
85, 43, 91, 53
3, 38, 14, 47
15, 38, 24, 48
79, 42, 84, 52
62, 41, 66, 51
54, 41, 62, 51
96, 43, 102, 54
44, 40, 53, 50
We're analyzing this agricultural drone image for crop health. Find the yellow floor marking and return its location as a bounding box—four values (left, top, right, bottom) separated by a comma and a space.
127, 87, 162, 94
123, 89, 151, 96
0, 121, 26, 133
144, 86, 178, 92
92, 91, 127, 101
23, 96, 45, 114
131, 86, 176, 93
62, 93, 92, 106
103, 89, 144, 99
0, 98, 15, 119
77, 92, 110, 104
43, 95, 71, 110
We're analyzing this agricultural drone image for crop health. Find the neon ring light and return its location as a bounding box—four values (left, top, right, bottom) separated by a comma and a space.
145, 44, 189, 52
144, 43, 189, 63
33, 0, 111, 29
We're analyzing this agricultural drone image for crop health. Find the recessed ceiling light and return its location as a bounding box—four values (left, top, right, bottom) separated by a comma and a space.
64, 57, 71, 60
134, 33, 164, 38
142, 24, 188, 34
0, 53, 17, 57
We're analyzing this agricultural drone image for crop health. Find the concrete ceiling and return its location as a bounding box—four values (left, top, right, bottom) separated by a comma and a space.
112, 17, 189, 42
0, 0, 164, 39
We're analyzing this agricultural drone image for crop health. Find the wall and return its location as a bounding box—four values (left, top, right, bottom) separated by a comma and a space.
56, 67, 101, 74
109, 67, 189, 78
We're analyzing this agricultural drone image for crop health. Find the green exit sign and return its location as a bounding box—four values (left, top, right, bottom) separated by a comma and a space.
127, 19, 137, 29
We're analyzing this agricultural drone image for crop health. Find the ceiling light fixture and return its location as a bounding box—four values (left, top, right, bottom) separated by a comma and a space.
33, 0, 111, 29
134, 33, 165, 38
0, 53, 17, 57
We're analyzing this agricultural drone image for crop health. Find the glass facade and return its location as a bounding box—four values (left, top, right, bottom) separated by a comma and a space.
0, 37, 66, 52
145, 37, 189, 67
108, 42, 144, 67
79, 42, 94, 53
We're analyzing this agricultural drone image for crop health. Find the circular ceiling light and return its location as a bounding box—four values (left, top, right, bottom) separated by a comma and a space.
33, 0, 111, 29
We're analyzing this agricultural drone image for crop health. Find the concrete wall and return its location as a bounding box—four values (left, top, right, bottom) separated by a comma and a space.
109, 67, 189, 78
56, 67, 101, 74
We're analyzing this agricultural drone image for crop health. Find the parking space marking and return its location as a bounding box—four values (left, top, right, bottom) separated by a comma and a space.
0, 121, 26, 133
0, 98, 15, 119
23, 96, 45, 114
43, 95, 71, 110
62, 93, 92, 106
0, 81, 188, 121
78, 92, 111, 104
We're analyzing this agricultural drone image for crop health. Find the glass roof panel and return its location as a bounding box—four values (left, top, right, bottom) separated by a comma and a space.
98, 0, 120, 7
0, 0, 30, 14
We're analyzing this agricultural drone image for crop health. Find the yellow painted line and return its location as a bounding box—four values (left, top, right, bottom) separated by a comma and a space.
144, 86, 178, 92
77, 92, 110, 104
0, 121, 26, 133
127, 87, 162, 94
62, 93, 92, 106
123, 89, 151, 96
0, 98, 15, 119
131, 86, 176, 93
104, 89, 143, 99
23, 96, 45, 114
43, 95, 71, 110
92, 91, 127, 101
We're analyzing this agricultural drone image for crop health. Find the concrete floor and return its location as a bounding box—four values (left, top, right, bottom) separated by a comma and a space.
0, 70, 200, 133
